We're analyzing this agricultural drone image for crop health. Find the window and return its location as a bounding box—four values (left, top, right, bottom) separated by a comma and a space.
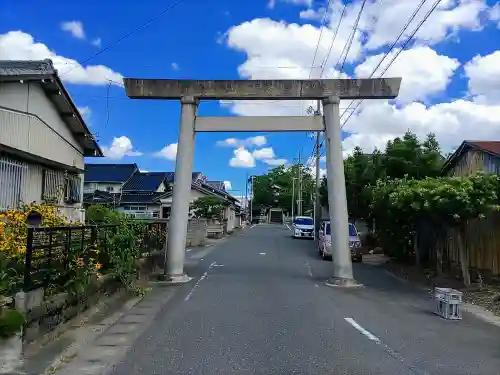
294, 217, 313, 225
42, 169, 65, 203
64, 174, 82, 204
0, 157, 27, 210
323, 223, 357, 236
106, 186, 114, 193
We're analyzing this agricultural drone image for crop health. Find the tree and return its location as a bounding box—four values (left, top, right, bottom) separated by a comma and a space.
319, 131, 446, 220
191, 196, 226, 220
252, 164, 315, 215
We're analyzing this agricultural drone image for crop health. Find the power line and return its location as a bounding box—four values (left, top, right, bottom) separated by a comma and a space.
333, 0, 367, 73
307, 0, 368, 162
341, 0, 442, 129
60, 0, 190, 77
309, 0, 334, 79
319, 4, 347, 78
340, 0, 428, 120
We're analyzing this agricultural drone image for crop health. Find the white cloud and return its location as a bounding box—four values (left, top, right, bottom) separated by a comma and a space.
356, 0, 487, 50
269, 0, 312, 8
263, 158, 288, 166
91, 37, 102, 48
171, 62, 179, 70
0, 31, 123, 86
216, 135, 267, 148
464, 50, 500, 104
223, 181, 232, 190
354, 46, 460, 103
341, 99, 500, 157
229, 147, 256, 168
154, 143, 178, 160
489, 3, 500, 27
61, 21, 85, 40
252, 147, 275, 160
78, 106, 91, 121
101, 136, 143, 160
299, 8, 326, 21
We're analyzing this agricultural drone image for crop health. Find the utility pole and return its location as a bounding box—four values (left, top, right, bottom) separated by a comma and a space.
314, 100, 322, 235
297, 152, 302, 216
245, 172, 249, 222
249, 176, 254, 224
291, 177, 297, 220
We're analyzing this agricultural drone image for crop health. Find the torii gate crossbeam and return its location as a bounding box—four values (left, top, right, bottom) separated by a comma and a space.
123, 78, 401, 287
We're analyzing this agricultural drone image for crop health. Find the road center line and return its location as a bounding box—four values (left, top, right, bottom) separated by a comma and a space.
184, 261, 216, 301
344, 318, 381, 343
305, 260, 313, 277
285, 223, 291, 231
250, 224, 257, 228
344, 317, 432, 375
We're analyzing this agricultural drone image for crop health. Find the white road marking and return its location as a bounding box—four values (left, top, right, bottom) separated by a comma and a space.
184, 262, 216, 301
259, 252, 266, 255
285, 223, 291, 231
251, 224, 257, 228
344, 318, 432, 375
344, 318, 381, 343
186, 248, 192, 252
305, 260, 313, 277
315, 284, 319, 288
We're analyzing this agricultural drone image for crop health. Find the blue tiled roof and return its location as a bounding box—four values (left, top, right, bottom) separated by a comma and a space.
165, 172, 203, 183
85, 164, 138, 183
122, 172, 168, 192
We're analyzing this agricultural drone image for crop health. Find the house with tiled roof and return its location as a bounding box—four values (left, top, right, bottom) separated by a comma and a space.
442, 141, 500, 177
84, 163, 138, 193
0, 60, 102, 221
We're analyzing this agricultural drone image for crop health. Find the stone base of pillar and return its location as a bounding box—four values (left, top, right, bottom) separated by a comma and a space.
325, 277, 363, 288
156, 274, 193, 284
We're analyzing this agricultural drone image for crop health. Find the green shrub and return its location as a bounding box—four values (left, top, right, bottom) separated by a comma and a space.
0, 309, 25, 339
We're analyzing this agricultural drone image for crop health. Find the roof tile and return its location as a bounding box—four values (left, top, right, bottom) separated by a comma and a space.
85, 164, 138, 183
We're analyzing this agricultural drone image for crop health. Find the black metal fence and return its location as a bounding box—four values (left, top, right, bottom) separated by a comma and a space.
23, 221, 168, 292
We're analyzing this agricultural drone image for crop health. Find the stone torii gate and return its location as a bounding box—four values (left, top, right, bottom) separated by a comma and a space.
123, 78, 401, 287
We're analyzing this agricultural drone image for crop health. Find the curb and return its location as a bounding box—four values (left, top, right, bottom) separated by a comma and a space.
43, 294, 143, 374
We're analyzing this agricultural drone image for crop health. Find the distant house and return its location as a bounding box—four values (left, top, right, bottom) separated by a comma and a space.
0, 59, 102, 221
83, 163, 138, 194
442, 141, 500, 177
159, 179, 241, 230
84, 165, 171, 218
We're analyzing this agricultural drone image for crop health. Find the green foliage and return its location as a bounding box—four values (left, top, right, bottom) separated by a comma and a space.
320, 131, 446, 220
253, 165, 315, 214
191, 196, 227, 220
0, 309, 25, 339
86, 205, 147, 290
370, 173, 500, 260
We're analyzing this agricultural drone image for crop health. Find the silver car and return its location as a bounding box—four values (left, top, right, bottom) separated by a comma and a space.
317, 221, 363, 262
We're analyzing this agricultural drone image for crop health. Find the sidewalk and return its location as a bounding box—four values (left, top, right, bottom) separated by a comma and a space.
40, 285, 179, 375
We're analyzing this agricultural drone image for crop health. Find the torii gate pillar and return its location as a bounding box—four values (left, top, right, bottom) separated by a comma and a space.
123, 78, 401, 286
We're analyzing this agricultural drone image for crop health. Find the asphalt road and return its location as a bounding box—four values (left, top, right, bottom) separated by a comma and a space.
111, 224, 500, 375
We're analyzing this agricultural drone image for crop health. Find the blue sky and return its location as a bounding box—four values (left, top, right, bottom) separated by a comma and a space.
2, 0, 500, 195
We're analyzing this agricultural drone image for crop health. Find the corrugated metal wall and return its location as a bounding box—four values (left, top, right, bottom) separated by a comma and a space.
0, 108, 84, 169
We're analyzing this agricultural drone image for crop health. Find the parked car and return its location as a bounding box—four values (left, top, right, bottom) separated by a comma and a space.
292, 216, 314, 239
317, 221, 363, 262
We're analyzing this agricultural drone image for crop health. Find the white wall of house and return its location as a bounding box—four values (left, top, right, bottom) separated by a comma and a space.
0, 82, 84, 169
0, 155, 85, 221
84, 182, 123, 193
116, 204, 161, 218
